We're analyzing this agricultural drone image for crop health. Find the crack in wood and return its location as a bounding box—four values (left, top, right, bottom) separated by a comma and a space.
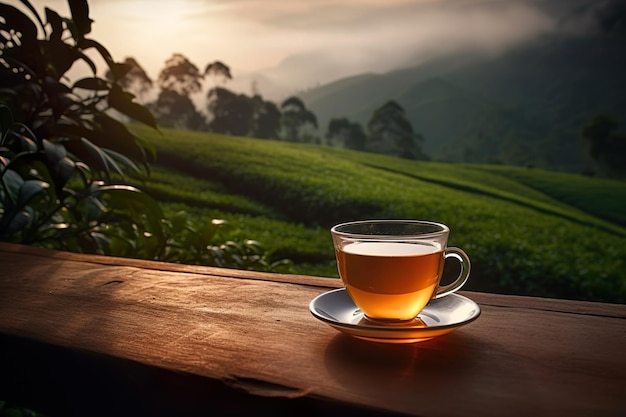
101, 280, 124, 286
224, 375, 308, 398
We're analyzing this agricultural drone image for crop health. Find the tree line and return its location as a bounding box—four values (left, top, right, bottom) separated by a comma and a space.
112, 54, 429, 161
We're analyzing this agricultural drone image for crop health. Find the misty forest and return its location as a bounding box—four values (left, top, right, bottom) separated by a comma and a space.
113, 0, 626, 177
117, 53, 429, 162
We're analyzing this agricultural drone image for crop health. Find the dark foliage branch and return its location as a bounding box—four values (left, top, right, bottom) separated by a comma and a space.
0, 0, 288, 270
0, 0, 165, 255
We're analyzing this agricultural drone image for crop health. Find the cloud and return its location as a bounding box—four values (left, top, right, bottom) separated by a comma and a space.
24, 0, 564, 100
222, 0, 554, 68
225, 0, 557, 98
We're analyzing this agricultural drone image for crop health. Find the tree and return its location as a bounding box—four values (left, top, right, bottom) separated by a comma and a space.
582, 114, 626, 176
204, 61, 232, 86
366, 101, 427, 160
157, 53, 203, 95
106, 56, 153, 101
152, 54, 207, 130
206, 88, 281, 139
326, 117, 366, 150
206, 87, 253, 136
250, 95, 281, 140
280, 97, 318, 143
151, 89, 207, 131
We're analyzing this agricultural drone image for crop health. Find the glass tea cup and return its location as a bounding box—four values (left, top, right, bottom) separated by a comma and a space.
330, 220, 471, 323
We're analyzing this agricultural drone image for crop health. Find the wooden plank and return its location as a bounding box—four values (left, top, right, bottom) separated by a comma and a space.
3, 241, 624, 318
1, 243, 625, 417
469, 291, 626, 318
0, 241, 343, 289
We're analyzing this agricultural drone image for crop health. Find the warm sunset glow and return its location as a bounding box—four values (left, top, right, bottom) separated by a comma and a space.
22, 0, 557, 99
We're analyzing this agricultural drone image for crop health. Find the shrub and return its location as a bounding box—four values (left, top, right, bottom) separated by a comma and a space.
0, 0, 284, 271
0, 0, 166, 255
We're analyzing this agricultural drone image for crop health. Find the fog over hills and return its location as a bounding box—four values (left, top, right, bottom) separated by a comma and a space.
229, 0, 601, 100
247, 0, 624, 172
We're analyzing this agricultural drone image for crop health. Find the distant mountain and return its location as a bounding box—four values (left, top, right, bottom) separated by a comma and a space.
298, 1, 626, 172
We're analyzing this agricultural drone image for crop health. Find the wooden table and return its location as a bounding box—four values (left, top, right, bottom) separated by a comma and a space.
1, 242, 625, 417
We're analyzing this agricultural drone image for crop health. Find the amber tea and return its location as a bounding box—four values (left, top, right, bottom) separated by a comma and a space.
337, 241, 444, 321
331, 220, 471, 322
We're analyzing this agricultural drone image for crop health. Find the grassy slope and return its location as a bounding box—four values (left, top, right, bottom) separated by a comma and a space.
130, 125, 626, 303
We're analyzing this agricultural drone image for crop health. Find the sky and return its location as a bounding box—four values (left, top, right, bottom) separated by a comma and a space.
18, 0, 570, 99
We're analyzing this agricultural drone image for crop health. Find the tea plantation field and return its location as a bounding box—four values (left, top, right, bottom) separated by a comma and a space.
129, 125, 626, 304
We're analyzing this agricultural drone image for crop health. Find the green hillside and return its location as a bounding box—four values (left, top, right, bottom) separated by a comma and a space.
130, 125, 626, 304
299, 31, 626, 172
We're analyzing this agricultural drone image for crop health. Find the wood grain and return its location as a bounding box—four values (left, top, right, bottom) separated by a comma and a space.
1, 242, 625, 417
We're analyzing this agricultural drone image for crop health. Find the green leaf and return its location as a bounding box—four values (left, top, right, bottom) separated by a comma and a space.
132, 133, 157, 160
80, 137, 124, 178
43, 76, 75, 117
98, 184, 165, 243
24, 158, 59, 202
68, 0, 92, 37
45, 7, 64, 43
109, 61, 133, 81
17, 180, 49, 210
44, 36, 98, 76
4, 206, 34, 235
77, 38, 115, 69
103, 148, 140, 174
9, 131, 38, 153
196, 218, 227, 243
108, 84, 157, 128
1, 169, 24, 206
169, 211, 189, 234
52, 157, 76, 193
89, 231, 111, 254
75, 231, 102, 254
53, 122, 95, 141
73, 77, 110, 91
43, 139, 66, 164
105, 232, 134, 256
80, 195, 107, 223
92, 113, 148, 165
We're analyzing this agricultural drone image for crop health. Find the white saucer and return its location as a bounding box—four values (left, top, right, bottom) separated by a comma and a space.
310, 288, 480, 343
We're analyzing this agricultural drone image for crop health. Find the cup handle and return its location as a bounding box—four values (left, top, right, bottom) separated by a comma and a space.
435, 247, 471, 299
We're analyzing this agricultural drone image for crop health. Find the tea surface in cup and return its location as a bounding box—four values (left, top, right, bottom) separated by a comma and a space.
336, 241, 444, 321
